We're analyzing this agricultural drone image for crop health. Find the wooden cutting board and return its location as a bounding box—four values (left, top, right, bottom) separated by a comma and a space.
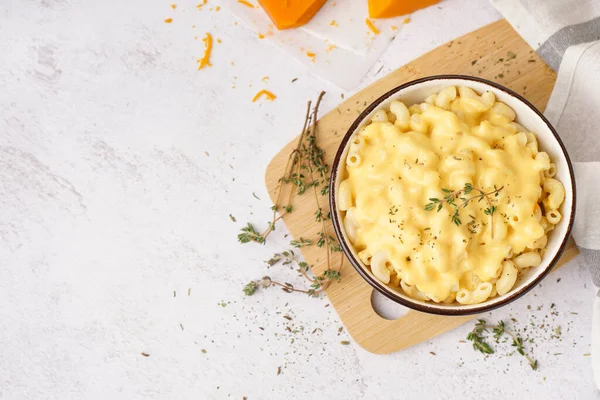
264, 19, 579, 354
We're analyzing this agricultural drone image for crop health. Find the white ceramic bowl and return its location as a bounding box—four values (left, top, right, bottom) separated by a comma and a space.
329, 75, 576, 315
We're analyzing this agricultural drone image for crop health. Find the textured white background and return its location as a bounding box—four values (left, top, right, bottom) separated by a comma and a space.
0, 0, 598, 399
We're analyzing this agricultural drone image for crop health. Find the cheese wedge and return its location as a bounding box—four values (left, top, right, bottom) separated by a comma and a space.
368, 0, 440, 19
258, 0, 327, 30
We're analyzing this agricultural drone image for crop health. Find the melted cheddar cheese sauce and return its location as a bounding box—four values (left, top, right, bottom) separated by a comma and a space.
341, 88, 554, 303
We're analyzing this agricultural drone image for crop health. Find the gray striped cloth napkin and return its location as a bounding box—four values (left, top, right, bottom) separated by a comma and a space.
491, 0, 600, 390
491, 0, 600, 292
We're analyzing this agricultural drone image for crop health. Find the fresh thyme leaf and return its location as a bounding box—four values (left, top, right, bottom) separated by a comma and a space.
290, 237, 313, 248
238, 223, 265, 244
322, 269, 341, 281
243, 281, 258, 296
512, 337, 525, 355
297, 261, 309, 271
317, 231, 325, 248
315, 208, 323, 222
229, 214, 237, 222
265, 254, 282, 266
473, 339, 494, 354
451, 210, 461, 226
484, 205, 497, 216
530, 359, 538, 370
284, 205, 293, 213
493, 320, 505, 340
328, 236, 343, 252
320, 184, 330, 195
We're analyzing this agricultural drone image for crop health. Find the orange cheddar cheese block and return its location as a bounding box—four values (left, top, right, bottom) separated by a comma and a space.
258, 0, 327, 30
368, 0, 440, 19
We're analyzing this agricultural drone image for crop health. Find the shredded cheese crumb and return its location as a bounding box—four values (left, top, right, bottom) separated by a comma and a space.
252, 90, 276, 102
216, 38, 222, 44
329, 20, 338, 27
365, 18, 380, 35
196, 0, 207, 8
325, 44, 336, 53
215, 6, 220, 10
197, 33, 213, 70
171, 4, 176, 9
258, 33, 265, 39
237, 0, 255, 8
403, 17, 411, 24
306, 51, 316, 61
164, 18, 173, 23
391, 25, 398, 31
262, 76, 269, 82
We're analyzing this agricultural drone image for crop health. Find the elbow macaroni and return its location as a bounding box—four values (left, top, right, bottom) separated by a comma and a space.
338, 86, 566, 305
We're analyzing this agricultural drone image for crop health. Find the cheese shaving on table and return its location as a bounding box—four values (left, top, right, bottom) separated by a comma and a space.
171, 4, 177, 9
403, 17, 411, 24
305, 51, 316, 61
252, 90, 277, 102
197, 33, 213, 70
365, 18, 380, 35
238, 0, 256, 8
164, 18, 173, 23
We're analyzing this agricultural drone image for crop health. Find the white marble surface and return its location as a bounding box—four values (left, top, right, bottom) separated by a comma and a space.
1, 0, 599, 399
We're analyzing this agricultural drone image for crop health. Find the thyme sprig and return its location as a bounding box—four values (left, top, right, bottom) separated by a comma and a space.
425, 183, 503, 237
240, 92, 344, 297
467, 319, 538, 370
245, 250, 341, 297
237, 223, 265, 244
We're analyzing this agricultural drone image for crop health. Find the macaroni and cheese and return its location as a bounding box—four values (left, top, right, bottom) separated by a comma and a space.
338, 86, 565, 305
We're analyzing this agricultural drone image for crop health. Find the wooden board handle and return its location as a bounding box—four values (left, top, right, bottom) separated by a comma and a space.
348, 283, 471, 354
